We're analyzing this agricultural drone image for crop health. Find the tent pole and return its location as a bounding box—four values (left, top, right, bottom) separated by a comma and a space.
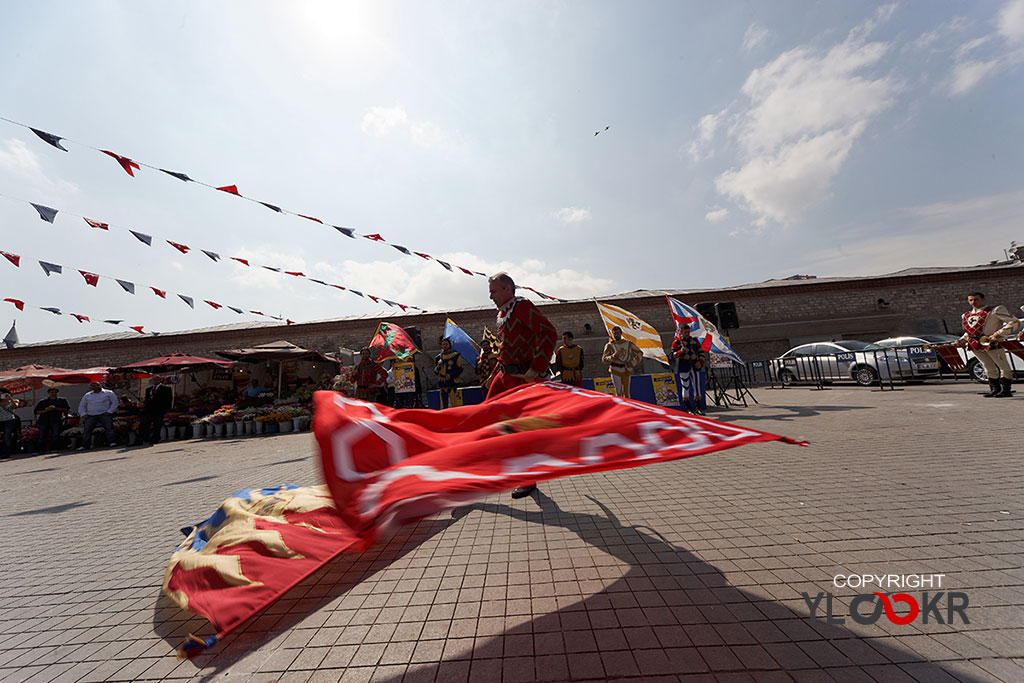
278, 362, 283, 399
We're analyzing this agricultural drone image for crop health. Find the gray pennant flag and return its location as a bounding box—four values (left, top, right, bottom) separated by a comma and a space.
262, 266, 281, 272
349, 290, 364, 298
115, 279, 136, 294
201, 250, 221, 261
392, 245, 412, 255
333, 226, 357, 238
227, 306, 244, 314
38, 261, 62, 276
435, 260, 453, 272
130, 230, 153, 246
30, 127, 68, 151
178, 294, 195, 308
102, 320, 123, 325
40, 307, 61, 315
30, 203, 58, 223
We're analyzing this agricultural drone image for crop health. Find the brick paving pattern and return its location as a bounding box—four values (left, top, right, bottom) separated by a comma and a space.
0, 382, 1021, 682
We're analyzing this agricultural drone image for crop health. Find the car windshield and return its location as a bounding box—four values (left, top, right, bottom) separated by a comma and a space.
917, 334, 959, 343
833, 340, 881, 351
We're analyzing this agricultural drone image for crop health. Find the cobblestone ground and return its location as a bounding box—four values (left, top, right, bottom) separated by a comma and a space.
1, 382, 1022, 683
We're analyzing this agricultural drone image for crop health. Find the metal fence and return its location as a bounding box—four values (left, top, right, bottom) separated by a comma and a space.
713, 345, 984, 392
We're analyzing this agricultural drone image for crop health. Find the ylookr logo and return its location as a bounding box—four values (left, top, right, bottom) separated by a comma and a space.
803, 574, 970, 626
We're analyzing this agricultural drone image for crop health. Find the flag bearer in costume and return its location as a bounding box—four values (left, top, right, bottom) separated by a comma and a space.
602, 326, 642, 397
353, 348, 387, 402
434, 337, 468, 408
955, 291, 1021, 398
555, 331, 585, 386
671, 324, 707, 414
486, 272, 558, 498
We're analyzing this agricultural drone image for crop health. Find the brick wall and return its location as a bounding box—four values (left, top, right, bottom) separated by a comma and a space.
3, 265, 1022, 385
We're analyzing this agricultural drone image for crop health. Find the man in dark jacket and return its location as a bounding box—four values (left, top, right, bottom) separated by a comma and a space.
34, 387, 70, 452
138, 377, 174, 445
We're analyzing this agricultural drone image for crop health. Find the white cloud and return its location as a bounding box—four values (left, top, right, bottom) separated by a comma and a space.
704, 207, 729, 223
695, 9, 898, 226
687, 112, 723, 160
0, 138, 79, 197
361, 105, 466, 154
553, 207, 592, 224
999, 0, 1024, 42
949, 59, 1002, 95
742, 24, 770, 53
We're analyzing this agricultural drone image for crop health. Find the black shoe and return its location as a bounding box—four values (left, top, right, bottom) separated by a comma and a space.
980, 379, 1000, 396
511, 484, 537, 499
995, 378, 1014, 398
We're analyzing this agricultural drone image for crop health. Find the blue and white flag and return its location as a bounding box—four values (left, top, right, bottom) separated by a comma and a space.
666, 296, 744, 364
443, 318, 481, 368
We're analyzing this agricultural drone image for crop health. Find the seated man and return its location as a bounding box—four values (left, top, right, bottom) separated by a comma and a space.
34, 387, 70, 452
78, 381, 119, 450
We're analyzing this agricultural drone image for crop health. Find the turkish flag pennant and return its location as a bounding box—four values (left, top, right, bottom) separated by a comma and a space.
298, 214, 323, 224
167, 241, 191, 254
216, 185, 241, 196
363, 234, 385, 242
368, 295, 380, 303
397, 304, 410, 312
286, 319, 294, 325
1, 251, 21, 267
79, 270, 100, 287
204, 300, 223, 310
72, 314, 90, 323
130, 326, 145, 334
101, 150, 141, 177
414, 252, 432, 260
84, 218, 109, 230
151, 287, 167, 298
457, 266, 474, 275
285, 271, 305, 277
30, 128, 68, 151
3, 298, 25, 311
329, 284, 346, 291
314, 383, 806, 549
231, 257, 250, 266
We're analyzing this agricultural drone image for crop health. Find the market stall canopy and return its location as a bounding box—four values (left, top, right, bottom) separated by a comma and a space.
47, 366, 130, 385
114, 353, 234, 374
215, 340, 338, 364
0, 364, 75, 394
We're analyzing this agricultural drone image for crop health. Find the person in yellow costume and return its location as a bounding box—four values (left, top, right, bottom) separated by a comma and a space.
554, 331, 585, 386
602, 326, 642, 397
954, 291, 1021, 397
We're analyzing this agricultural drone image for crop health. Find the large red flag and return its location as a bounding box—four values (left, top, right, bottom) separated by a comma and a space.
315, 382, 805, 547
366, 321, 420, 362
163, 485, 358, 658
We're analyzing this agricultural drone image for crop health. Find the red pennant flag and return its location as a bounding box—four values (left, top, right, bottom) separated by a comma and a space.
101, 150, 141, 177
167, 240, 191, 254
330, 284, 346, 291
286, 319, 294, 325
397, 304, 409, 312
204, 300, 223, 309
414, 252, 432, 260
284, 271, 305, 277
1, 251, 20, 267
368, 295, 380, 303
297, 214, 323, 224
231, 257, 250, 266
130, 325, 145, 334
250, 310, 264, 316
363, 234, 385, 242
3, 298, 24, 311
216, 185, 241, 196
151, 287, 167, 298
84, 218, 109, 230
79, 270, 100, 287
72, 314, 90, 323
457, 266, 474, 275
315, 383, 805, 548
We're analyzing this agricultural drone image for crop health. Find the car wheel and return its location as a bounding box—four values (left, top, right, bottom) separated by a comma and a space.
853, 365, 878, 386
779, 369, 796, 386
968, 359, 987, 383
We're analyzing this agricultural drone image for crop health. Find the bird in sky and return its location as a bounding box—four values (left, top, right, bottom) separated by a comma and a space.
594, 125, 610, 136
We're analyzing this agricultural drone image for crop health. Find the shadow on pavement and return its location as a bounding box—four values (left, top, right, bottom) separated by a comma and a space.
379, 490, 982, 682
710, 404, 874, 423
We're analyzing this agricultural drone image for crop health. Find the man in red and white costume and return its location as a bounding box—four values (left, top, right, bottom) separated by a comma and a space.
486, 271, 558, 497
955, 291, 1020, 398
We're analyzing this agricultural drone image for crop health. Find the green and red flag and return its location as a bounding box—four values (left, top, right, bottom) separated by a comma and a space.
367, 321, 420, 362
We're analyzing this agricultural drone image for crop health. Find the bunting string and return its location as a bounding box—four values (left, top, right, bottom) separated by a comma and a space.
0, 115, 567, 303
4, 294, 153, 335
1, 247, 299, 325
0, 192, 426, 313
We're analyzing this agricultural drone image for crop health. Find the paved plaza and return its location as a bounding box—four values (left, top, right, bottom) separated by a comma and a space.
1, 382, 1022, 682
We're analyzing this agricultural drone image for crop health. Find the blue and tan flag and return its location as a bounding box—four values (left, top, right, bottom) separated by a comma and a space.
666, 296, 744, 364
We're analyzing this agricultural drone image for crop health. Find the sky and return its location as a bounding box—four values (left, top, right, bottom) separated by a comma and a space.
1, 0, 1023, 344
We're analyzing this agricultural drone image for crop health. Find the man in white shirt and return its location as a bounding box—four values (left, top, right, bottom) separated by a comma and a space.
78, 381, 119, 450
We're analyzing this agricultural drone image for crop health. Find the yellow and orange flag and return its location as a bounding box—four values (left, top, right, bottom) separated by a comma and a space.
595, 301, 670, 366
